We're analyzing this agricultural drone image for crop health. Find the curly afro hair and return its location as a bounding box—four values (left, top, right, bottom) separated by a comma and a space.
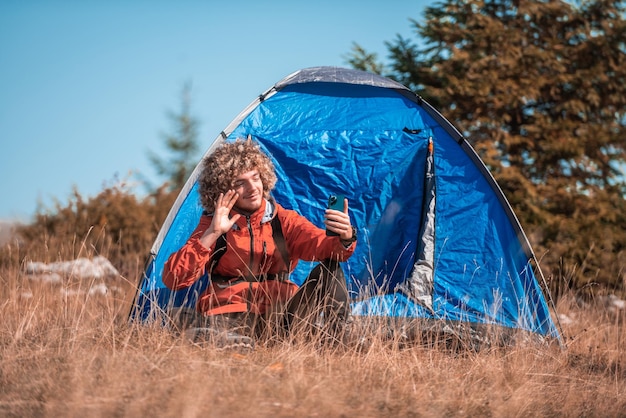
198, 138, 277, 212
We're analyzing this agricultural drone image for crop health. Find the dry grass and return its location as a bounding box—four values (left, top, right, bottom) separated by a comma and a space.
1, 245, 624, 418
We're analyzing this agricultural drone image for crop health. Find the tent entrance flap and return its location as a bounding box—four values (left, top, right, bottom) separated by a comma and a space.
400, 137, 435, 312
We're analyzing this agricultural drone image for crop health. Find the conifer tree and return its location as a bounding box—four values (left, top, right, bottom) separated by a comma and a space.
148, 82, 201, 192
348, 0, 626, 295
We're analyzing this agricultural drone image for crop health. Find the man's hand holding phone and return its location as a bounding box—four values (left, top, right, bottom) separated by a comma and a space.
324, 194, 356, 244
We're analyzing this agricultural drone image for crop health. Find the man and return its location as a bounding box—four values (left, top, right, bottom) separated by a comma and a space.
163, 138, 356, 346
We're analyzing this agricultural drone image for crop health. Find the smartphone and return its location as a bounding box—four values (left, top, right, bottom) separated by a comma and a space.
326, 194, 345, 236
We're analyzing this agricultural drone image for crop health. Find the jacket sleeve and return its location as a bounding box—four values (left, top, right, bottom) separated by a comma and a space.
280, 208, 355, 263
162, 216, 214, 290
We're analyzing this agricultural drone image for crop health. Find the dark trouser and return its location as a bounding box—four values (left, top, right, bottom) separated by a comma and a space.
169, 259, 349, 340
282, 259, 349, 336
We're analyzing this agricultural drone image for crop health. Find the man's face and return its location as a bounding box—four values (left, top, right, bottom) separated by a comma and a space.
232, 169, 264, 213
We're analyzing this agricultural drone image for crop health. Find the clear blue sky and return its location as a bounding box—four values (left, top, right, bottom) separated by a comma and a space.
0, 0, 429, 222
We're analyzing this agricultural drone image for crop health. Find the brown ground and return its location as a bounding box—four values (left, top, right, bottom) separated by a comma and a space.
1, 248, 624, 417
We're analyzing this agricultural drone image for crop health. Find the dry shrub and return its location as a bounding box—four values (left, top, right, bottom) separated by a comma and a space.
1, 239, 625, 417
3, 183, 176, 279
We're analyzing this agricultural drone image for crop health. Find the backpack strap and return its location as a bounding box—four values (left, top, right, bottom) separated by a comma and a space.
201, 210, 228, 274
270, 214, 291, 271
208, 233, 227, 273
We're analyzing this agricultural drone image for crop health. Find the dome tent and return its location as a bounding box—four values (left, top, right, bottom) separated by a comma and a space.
130, 66, 560, 341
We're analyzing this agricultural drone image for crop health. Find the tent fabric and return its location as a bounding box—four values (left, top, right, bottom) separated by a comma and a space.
131, 66, 559, 339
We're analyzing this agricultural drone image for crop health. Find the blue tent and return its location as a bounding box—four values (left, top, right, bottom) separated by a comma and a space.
130, 66, 560, 339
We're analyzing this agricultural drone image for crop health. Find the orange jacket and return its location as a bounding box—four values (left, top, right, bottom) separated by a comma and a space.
162, 199, 355, 314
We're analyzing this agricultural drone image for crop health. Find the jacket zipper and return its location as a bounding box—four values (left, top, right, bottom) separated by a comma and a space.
246, 215, 254, 273
261, 241, 268, 273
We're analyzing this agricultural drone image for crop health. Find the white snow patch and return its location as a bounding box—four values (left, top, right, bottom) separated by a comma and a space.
61, 288, 84, 297
558, 314, 574, 326
24, 255, 119, 280
88, 282, 109, 296
28, 272, 63, 284
608, 294, 626, 310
